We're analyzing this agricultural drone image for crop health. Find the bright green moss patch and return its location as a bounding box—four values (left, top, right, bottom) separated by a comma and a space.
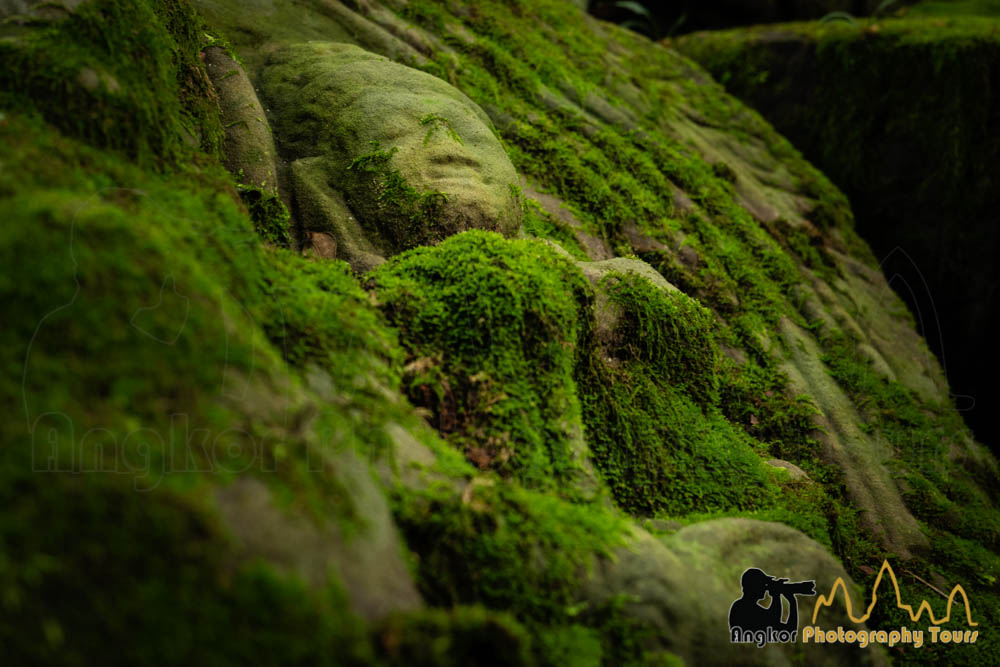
576, 272, 773, 516
579, 366, 778, 517
599, 272, 720, 406
718, 355, 820, 459
371, 231, 593, 490
262, 251, 400, 378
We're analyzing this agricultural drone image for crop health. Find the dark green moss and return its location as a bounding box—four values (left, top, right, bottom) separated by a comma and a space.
0, 109, 432, 664
0, 450, 374, 667
346, 140, 450, 254
0, 0, 224, 167
677, 16, 1000, 451
237, 184, 292, 246
390, 478, 648, 667
820, 331, 1000, 549
376, 607, 535, 666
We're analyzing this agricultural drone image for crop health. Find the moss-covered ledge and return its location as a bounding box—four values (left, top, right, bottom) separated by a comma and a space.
676, 16, 1000, 452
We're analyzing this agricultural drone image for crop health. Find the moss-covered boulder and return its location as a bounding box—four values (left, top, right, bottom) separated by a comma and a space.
0, 115, 423, 663
203, 45, 277, 193
259, 41, 522, 261
370, 230, 600, 497
584, 519, 889, 665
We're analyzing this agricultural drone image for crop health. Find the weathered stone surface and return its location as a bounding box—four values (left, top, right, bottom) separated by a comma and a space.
291, 156, 386, 272
767, 458, 810, 482
777, 316, 928, 558
203, 45, 278, 193
578, 256, 680, 295
583, 520, 888, 666
259, 41, 521, 258
215, 471, 422, 621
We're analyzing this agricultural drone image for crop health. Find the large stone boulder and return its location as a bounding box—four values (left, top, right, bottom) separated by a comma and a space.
259, 42, 522, 262
583, 519, 889, 665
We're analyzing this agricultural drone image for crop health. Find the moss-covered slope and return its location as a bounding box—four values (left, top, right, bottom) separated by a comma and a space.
676, 16, 1000, 455
2, 0, 998, 665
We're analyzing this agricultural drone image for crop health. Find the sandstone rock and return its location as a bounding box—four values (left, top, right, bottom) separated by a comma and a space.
215, 471, 422, 622
203, 45, 279, 194
767, 458, 810, 482
260, 42, 522, 257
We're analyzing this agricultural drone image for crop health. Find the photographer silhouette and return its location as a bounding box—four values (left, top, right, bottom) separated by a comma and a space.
729, 568, 816, 637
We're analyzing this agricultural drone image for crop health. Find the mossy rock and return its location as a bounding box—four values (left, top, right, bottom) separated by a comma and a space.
202, 45, 277, 193
259, 41, 522, 256
581, 520, 889, 665
370, 230, 598, 497
0, 120, 425, 663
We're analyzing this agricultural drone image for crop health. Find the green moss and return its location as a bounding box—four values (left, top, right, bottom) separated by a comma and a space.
390, 478, 651, 666
374, 605, 534, 666
0, 110, 430, 663
676, 17, 1000, 452
820, 331, 1000, 549
346, 140, 450, 254
575, 272, 768, 516
762, 218, 839, 281
0, 451, 375, 666
370, 230, 593, 491
907, 0, 1000, 16
600, 272, 721, 405
370, 2, 893, 571
8, 0, 998, 663
236, 184, 291, 246
0, 0, 223, 167
419, 113, 464, 145
521, 199, 590, 261
812, 329, 1000, 661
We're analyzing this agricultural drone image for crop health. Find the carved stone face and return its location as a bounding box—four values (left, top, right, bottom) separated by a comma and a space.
262, 42, 522, 254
